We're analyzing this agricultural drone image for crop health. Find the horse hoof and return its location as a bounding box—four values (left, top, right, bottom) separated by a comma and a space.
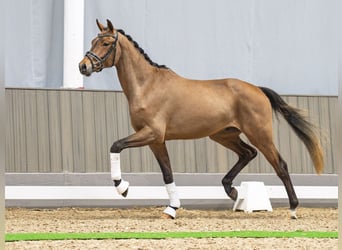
290, 209, 297, 219
163, 206, 176, 219
161, 213, 174, 219
115, 180, 129, 197
121, 188, 128, 197
228, 187, 238, 201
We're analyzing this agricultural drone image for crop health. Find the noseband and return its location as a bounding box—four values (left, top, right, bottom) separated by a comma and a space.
85, 31, 118, 72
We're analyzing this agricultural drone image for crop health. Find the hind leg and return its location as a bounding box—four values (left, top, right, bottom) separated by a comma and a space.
149, 143, 180, 219
210, 128, 257, 201
245, 128, 299, 219
262, 147, 298, 219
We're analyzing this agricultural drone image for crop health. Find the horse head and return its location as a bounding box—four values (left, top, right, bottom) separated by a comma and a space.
79, 19, 120, 76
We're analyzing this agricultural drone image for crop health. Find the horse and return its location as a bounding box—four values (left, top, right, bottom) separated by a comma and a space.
79, 19, 323, 219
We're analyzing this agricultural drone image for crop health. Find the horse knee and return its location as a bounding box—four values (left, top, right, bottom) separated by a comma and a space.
110, 140, 123, 153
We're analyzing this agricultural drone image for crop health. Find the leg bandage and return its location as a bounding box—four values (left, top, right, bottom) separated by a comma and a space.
165, 182, 180, 208
163, 182, 180, 218
110, 153, 121, 181
110, 153, 129, 196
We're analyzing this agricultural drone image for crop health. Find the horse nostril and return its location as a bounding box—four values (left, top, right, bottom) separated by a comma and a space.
79, 63, 87, 73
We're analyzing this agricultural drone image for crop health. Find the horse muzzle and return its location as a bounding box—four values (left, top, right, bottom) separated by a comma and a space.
79, 59, 93, 76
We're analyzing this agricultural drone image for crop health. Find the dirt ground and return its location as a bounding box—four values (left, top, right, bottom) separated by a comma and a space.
5, 206, 338, 249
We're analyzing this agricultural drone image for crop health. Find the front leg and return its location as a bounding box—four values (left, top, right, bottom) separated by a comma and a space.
110, 126, 159, 197
149, 143, 180, 219
110, 126, 158, 153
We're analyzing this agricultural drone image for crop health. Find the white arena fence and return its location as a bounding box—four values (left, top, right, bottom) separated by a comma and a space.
5, 173, 338, 208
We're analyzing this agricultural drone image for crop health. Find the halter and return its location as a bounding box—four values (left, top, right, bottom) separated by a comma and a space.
85, 31, 119, 72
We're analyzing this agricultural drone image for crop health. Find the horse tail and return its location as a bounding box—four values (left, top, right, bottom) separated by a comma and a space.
259, 86, 323, 174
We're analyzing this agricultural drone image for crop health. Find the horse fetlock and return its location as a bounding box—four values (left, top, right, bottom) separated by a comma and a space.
290, 199, 299, 212
221, 178, 232, 187
228, 187, 238, 201
222, 179, 236, 200
222, 180, 238, 201
290, 209, 297, 219
114, 179, 129, 197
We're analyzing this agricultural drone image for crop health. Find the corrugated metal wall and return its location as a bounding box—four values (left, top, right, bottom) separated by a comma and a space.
6, 88, 337, 174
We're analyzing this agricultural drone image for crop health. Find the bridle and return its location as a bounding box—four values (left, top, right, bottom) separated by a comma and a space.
85, 31, 119, 72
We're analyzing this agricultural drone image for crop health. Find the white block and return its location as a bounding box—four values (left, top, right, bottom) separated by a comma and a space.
233, 181, 273, 213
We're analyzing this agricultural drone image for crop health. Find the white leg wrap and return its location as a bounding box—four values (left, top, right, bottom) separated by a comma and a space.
164, 182, 180, 219
110, 153, 121, 181
165, 182, 180, 208
116, 179, 130, 195
163, 183, 180, 219
110, 153, 129, 196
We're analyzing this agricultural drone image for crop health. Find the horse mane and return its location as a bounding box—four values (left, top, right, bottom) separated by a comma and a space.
117, 29, 168, 69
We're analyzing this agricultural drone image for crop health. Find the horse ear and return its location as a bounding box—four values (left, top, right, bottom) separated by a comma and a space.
96, 19, 105, 31
107, 19, 114, 32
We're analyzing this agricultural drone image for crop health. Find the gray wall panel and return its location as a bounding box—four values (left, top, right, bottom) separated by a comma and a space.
47, 91, 62, 173
82, 91, 96, 172
5, 88, 337, 175
59, 91, 74, 172
24, 90, 38, 172
70, 91, 85, 172
36, 90, 50, 172
12, 90, 27, 172
5, 91, 15, 172
329, 98, 338, 174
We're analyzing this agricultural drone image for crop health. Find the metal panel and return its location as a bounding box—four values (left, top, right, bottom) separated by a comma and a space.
12, 90, 27, 172
5, 91, 15, 172
36, 90, 50, 172
59, 91, 74, 172
48, 91, 62, 172
318, 97, 334, 174
5, 88, 337, 175
82, 91, 97, 172
94, 92, 109, 172
182, 140, 197, 173
24, 90, 38, 172
70, 91, 85, 172
327, 97, 337, 174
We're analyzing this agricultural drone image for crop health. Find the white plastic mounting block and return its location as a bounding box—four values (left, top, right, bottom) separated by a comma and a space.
233, 181, 273, 213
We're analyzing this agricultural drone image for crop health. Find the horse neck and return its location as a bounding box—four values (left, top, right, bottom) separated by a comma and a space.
115, 35, 157, 101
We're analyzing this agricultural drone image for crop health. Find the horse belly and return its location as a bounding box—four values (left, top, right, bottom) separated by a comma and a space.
164, 113, 233, 140
164, 89, 237, 139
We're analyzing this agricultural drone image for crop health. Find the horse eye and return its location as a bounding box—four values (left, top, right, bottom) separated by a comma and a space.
103, 43, 110, 46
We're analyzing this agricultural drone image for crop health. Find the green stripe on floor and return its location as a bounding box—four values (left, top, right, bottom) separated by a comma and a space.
5, 231, 338, 242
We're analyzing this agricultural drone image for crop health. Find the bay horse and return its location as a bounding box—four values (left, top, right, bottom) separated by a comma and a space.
79, 19, 323, 219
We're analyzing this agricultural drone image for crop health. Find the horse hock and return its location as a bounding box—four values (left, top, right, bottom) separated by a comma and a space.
110, 153, 129, 197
